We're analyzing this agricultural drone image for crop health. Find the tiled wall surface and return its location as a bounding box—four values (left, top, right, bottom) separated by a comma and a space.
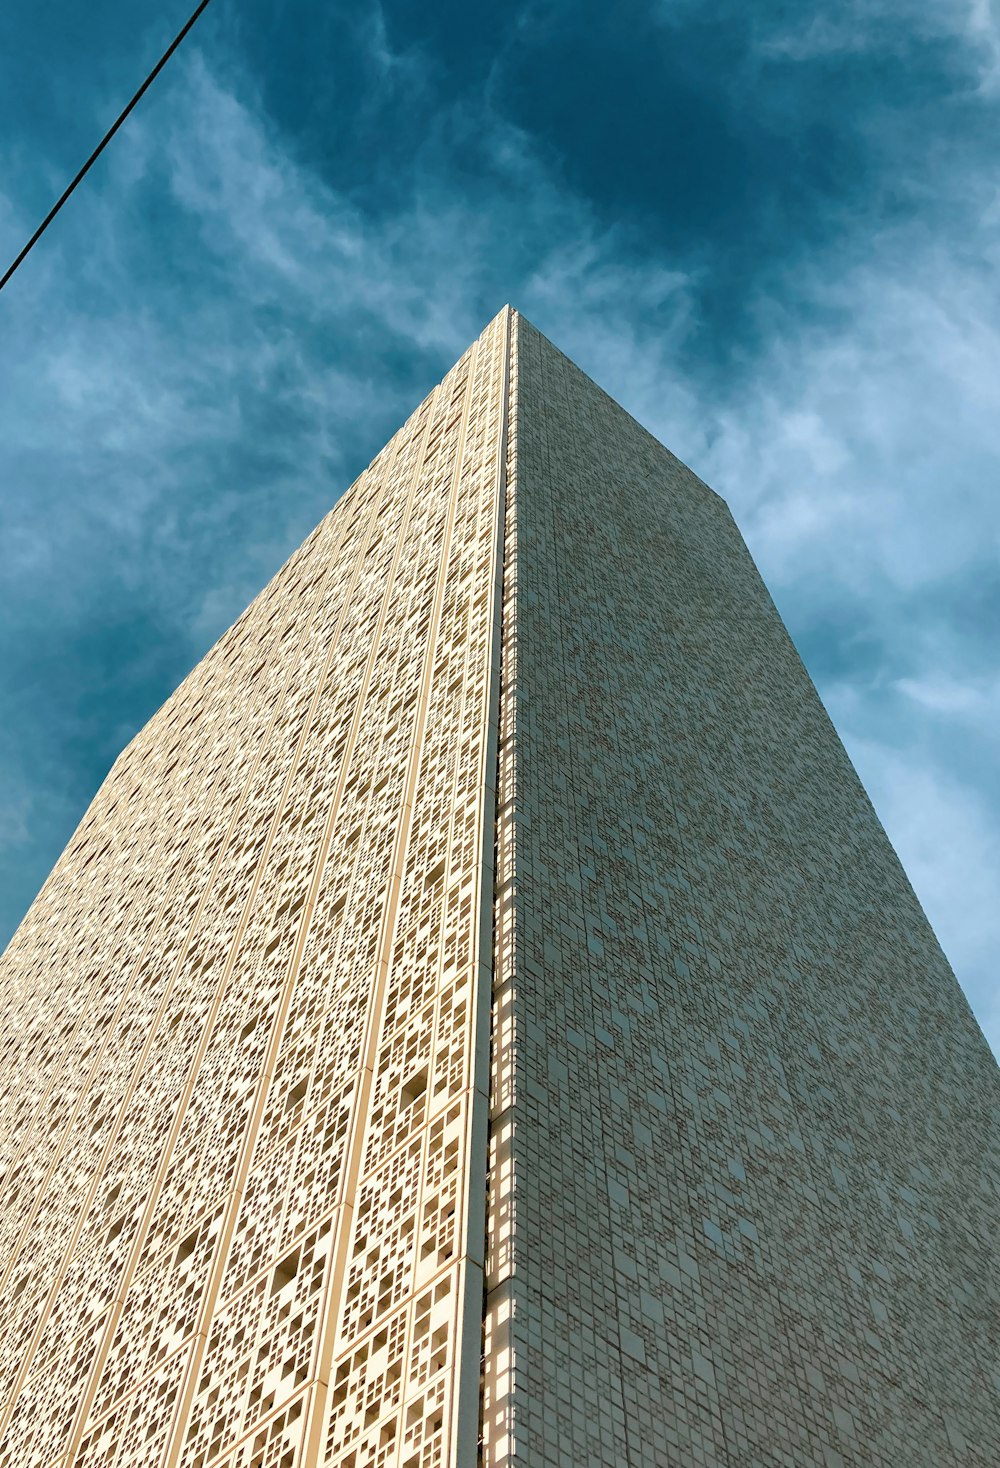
0, 310, 508, 1468
483, 313, 999, 1466
1, 305, 996, 1468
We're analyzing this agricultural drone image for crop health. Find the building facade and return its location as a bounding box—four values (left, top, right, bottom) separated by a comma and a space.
0, 308, 996, 1468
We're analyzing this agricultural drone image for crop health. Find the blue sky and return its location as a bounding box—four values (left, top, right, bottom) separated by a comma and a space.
1, 0, 997, 1053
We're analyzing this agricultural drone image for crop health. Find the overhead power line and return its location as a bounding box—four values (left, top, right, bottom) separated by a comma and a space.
0, 0, 215, 294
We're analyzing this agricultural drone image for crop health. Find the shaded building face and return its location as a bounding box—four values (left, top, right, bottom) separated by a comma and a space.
0, 308, 996, 1468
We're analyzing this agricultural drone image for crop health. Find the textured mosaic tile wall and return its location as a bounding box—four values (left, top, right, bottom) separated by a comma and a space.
0, 310, 509, 1468
483, 313, 999, 1466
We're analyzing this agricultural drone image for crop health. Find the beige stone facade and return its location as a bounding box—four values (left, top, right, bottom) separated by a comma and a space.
0, 308, 996, 1467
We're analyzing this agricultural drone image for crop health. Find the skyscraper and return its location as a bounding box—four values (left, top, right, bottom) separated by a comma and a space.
0, 306, 995, 1468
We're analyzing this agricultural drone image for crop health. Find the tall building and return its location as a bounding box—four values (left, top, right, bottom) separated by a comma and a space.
0, 307, 996, 1468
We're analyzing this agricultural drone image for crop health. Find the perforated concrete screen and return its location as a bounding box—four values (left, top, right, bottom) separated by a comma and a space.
0, 308, 996, 1468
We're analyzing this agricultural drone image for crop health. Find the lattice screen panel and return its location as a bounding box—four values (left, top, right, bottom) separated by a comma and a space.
0, 310, 510, 1468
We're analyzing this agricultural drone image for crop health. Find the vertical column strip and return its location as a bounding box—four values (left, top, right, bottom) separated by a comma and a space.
156, 380, 449, 1468
301, 335, 482, 1468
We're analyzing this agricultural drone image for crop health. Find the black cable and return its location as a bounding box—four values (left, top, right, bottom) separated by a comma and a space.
0, 0, 215, 294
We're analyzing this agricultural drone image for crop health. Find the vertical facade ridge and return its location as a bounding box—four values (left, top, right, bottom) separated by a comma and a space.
481, 308, 520, 1468
452, 305, 512, 1468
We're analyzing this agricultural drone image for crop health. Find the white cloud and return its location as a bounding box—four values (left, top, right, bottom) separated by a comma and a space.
654, 0, 1000, 94
896, 670, 1000, 721
836, 728, 1000, 1057
705, 246, 1000, 596
0, 788, 34, 850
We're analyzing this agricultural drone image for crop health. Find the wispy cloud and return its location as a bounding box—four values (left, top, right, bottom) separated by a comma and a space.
772, 1, 1000, 93
896, 669, 1000, 719
833, 724, 1000, 1056
655, 0, 1000, 92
